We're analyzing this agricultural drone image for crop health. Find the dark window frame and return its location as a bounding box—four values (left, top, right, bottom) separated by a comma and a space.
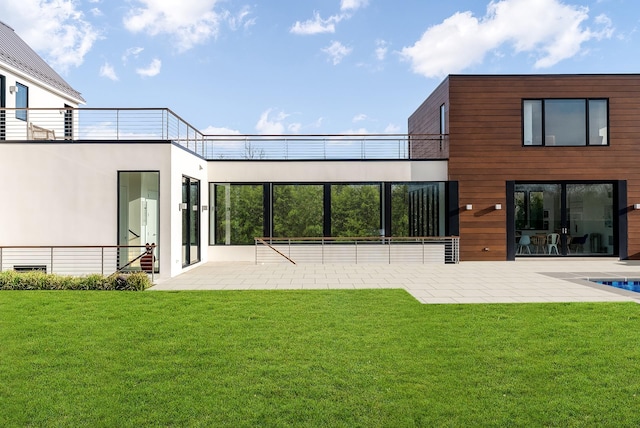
15, 82, 28, 121
210, 181, 448, 245
522, 98, 609, 147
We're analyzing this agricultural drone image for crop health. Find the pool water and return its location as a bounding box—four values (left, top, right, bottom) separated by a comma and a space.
592, 279, 640, 293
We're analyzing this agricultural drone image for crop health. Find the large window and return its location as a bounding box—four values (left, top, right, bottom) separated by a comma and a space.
210, 182, 448, 244
331, 184, 381, 237
523, 99, 608, 146
392, 183, 445, 237
273, 184, 324, 237
15, 82, 28, 121
118, 171, 160, 271
213, 183, 264, 245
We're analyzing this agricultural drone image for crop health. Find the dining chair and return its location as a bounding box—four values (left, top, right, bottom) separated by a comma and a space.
547, 233, 560, 255
517, 234, 531, 254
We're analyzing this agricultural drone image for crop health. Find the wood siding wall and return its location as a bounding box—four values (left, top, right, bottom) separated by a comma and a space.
409, 78, 449, 159
410, 74, 640, 261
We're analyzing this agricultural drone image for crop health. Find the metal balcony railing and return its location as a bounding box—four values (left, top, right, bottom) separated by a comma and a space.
255, 236, 460, 265
0, 245, 156, 281
0, 107, 448, 160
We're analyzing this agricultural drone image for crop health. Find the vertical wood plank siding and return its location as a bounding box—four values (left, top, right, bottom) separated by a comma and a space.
410, 74, 640, 261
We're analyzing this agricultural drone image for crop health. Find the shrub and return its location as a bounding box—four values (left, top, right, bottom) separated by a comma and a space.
0, 271, 152, 291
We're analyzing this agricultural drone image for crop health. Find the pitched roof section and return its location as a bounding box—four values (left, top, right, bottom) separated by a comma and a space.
0, 21, 85, 103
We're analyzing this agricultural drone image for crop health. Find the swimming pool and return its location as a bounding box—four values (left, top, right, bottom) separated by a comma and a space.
591, 279, 640, 293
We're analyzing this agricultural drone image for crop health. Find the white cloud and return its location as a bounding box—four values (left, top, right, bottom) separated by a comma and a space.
200, 125, 241, 135
290, 12, 342, 35
322, 41, 352, 65
384, 123, 401, 133
0, 0, 100, 72
99, 62, 118, 81
90, 8, 103, 17
400, 0, 615, 78
288, 123, 303, 133
136, 59, 162, 77
342, 127, 369, 134
225, 6, 256, 31
341, 0, 369, 11
256, 109, 290, 134
124, 0, 223, 52
291, 0, 369, 35
375, 39, 389, 61
353, 114, 368, 123
122, 47, 144, 64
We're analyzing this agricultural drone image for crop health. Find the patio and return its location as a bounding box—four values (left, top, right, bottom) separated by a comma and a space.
151, 259, 640, 304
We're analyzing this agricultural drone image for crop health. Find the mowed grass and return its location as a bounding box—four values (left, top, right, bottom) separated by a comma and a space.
1, 290, 640, 427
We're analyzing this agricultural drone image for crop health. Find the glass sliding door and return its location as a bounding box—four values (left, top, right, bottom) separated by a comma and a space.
566, 184, 614, 255
118, 171, 160, 271
514, 182, 615, 257
182, 176, 200, 266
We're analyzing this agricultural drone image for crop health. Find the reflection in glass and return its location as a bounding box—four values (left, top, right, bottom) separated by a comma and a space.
273, 184, 323, 237
545, 100, 586, 146
118, 171, 159, 271
588, 100, 608, 145
213, 184, 264, 245
331, 184, 381, 237
523, 100, 542, 145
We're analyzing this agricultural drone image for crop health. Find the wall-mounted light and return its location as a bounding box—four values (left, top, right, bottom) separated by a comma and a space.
9, 85, 18, 94
634, 203, 640, 210
465, 204, 473, 210
495, 204, 502, 210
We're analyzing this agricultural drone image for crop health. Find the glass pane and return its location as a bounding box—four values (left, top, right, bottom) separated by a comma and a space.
16, 83, 27, 121
545, 100, 586, 146
213, 184, 264, 245
118, 172, 160, 270
391, 184, 409, 236
331, 184, 381, 237
567, 184, 613, 255
190, 180, 200, 264
408, 183, 445, 236
182, 178, 188, 265
588, 100, 608, 145
523, 100, 542, 145
273, 184, 323, 237
515, 184, 561, 256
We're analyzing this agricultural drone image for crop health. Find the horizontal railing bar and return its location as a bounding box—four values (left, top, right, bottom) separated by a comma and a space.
0, 107, 448, 160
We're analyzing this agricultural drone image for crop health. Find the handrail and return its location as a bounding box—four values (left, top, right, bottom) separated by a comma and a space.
0, 107, 449, 160
255, 236, 460, 264
255, 238, 296, 265
0, 245, 157, 281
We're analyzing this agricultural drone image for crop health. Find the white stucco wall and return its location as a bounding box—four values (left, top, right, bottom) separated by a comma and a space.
169, 146, 209, 277
0, 142, 208, 278
207, 160, 447, 182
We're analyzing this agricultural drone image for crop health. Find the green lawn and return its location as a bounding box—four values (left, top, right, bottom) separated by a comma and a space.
1, 290, 639, 427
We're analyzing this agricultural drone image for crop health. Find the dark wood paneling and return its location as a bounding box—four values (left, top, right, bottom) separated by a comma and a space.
412, 74, 640, 260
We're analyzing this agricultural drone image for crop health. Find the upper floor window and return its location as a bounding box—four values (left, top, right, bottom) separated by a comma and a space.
523, 99, 608, 146
15, 82, 28, 121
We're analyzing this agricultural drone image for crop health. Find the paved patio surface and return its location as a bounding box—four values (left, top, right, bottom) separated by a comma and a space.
151, 259, 640, 304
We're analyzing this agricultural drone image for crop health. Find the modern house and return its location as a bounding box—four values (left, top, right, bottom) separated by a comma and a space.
1, 20, 637, 279
409, 74, 636, 261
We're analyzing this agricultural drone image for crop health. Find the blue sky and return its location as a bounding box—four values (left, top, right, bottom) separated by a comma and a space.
0, 0, 635, 134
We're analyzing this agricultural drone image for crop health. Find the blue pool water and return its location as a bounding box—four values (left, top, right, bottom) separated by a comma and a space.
592, 279, 640, 293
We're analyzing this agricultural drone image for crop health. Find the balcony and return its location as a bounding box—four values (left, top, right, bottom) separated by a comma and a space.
0, 107, 448, 160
